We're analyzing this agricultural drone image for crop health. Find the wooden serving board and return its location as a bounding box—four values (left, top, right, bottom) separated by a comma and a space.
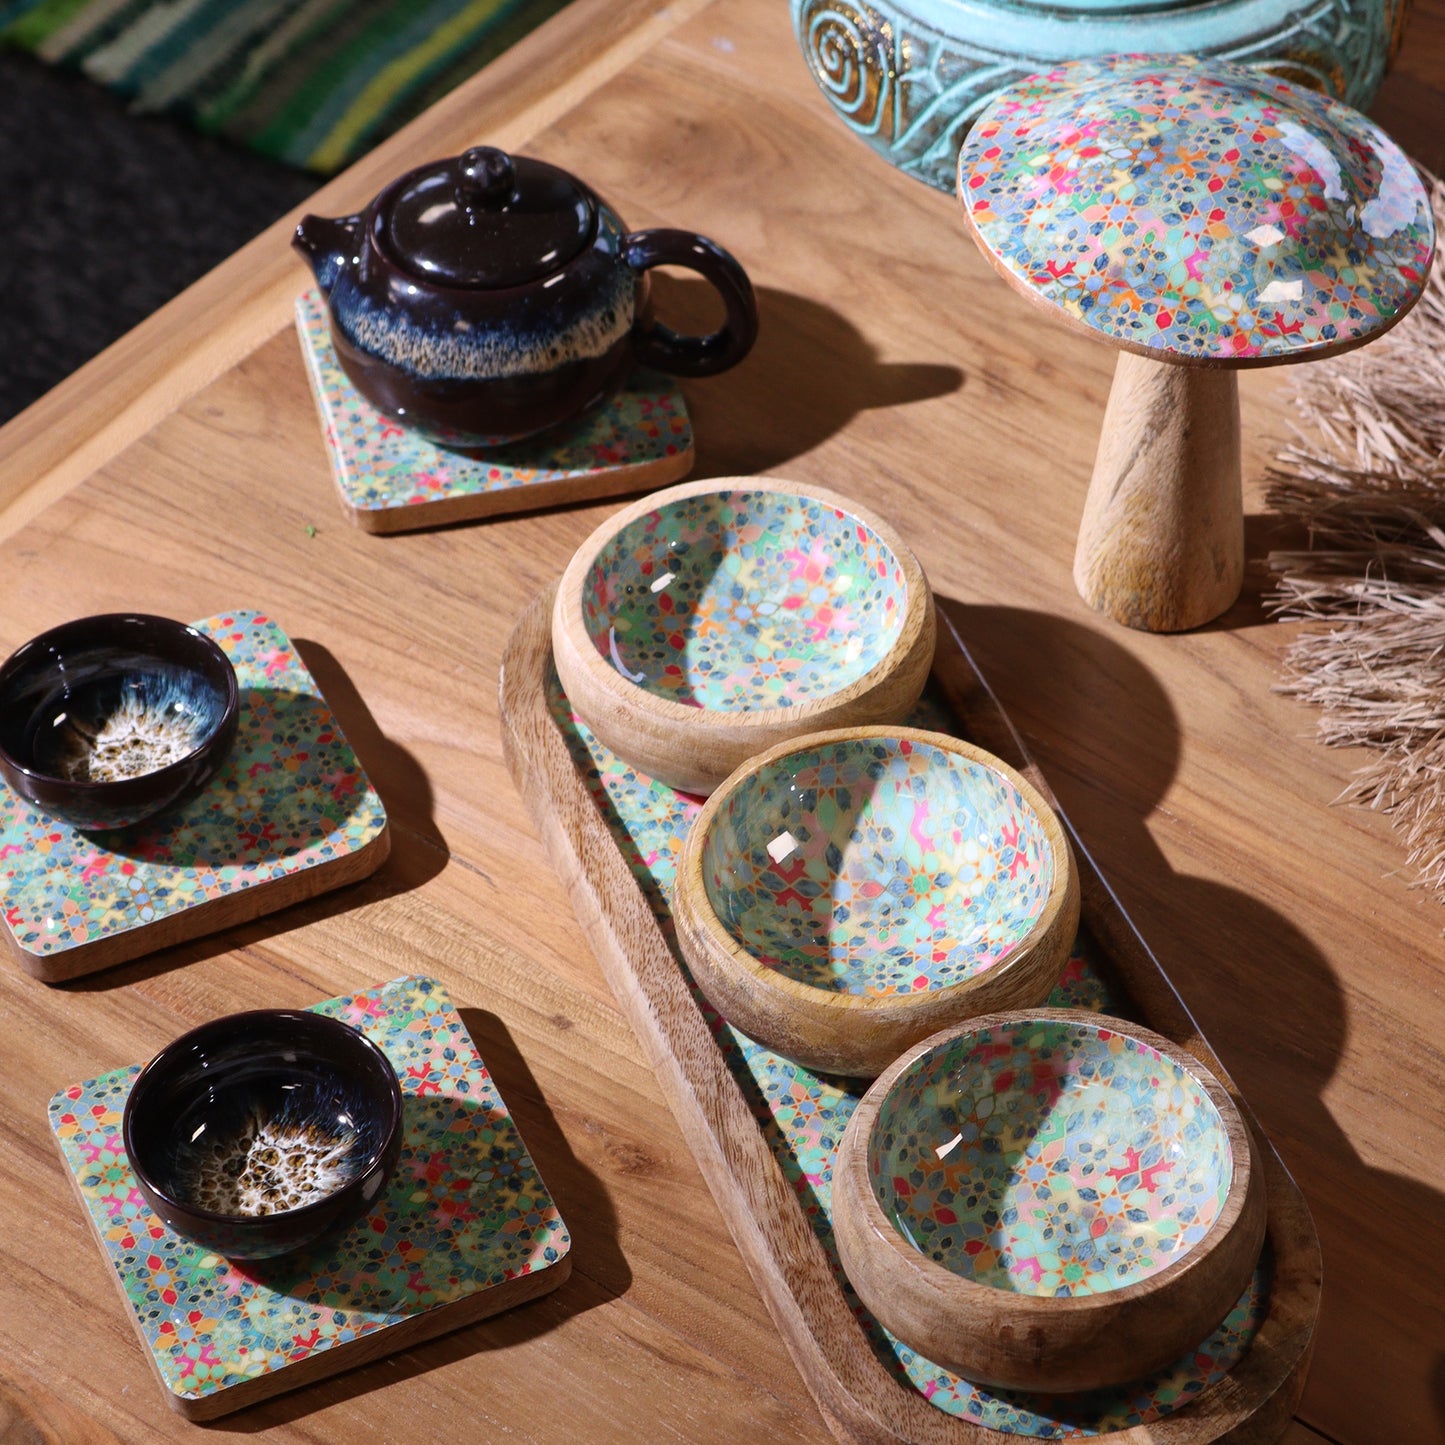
499, 585, 1321, 1445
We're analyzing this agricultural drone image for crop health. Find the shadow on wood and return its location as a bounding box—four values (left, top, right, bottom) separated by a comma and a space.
948, 596, 1445, 1439
650, 276, 965, 476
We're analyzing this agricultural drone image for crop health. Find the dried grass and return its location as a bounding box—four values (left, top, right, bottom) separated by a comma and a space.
1267, 171, 1445, 893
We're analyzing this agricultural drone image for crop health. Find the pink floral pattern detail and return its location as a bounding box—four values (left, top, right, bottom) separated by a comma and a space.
581, 489, 907, 709
872, 1018, 1233, 1296
703, 736, 1054, 993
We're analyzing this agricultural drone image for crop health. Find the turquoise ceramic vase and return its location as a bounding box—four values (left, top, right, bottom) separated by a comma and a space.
790, 0, 1408, 191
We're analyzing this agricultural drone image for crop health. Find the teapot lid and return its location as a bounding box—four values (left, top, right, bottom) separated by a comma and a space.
380, 147, 595, 288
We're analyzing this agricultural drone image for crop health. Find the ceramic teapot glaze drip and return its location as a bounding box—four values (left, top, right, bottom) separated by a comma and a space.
294, 145, 757, 448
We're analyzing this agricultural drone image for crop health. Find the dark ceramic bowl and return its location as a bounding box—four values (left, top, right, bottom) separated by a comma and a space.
0, 613, 240, 831
123, 1009, 404, 1260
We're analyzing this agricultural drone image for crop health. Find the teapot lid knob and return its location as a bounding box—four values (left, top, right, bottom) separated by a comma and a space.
456, 147, 515, 212
381, 147, 596, 288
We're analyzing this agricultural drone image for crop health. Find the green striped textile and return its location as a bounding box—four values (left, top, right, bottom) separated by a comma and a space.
0, 0, 573, 173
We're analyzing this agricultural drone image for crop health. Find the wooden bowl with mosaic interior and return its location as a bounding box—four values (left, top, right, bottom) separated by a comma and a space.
551, 477, 936, 796
672, 726, 1080, 1078
833, 1008, 1268, 1393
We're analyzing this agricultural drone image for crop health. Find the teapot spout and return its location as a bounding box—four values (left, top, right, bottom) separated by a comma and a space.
292, 212, 362, 295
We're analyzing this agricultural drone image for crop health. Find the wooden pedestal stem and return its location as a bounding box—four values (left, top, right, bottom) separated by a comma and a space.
1073, 351, 1242, 632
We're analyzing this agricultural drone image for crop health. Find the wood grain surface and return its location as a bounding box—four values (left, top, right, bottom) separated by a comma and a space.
0, 0, 1441, 1439
1074, 355, 1243, 632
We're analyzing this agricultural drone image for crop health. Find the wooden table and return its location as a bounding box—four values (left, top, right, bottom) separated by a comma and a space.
0, 1, 1441, 1439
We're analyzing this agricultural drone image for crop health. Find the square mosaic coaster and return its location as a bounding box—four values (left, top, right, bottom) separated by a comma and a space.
0, 610, 389, 982
49, 975, 571, 1419
296, 289, 695, 534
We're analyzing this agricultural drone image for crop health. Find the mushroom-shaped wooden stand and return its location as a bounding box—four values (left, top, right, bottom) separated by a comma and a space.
957, 55, 1435, 631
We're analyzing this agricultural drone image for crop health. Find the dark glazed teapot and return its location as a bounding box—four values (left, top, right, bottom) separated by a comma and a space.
293, 146, 759, 448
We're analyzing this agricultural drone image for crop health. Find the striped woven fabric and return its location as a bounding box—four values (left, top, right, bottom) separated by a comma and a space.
0, 0, 573, 174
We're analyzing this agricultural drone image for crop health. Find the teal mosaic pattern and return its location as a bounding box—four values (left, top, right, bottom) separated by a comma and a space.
703, 736, 1054, 993
580, 488, 907, 709
960, 56, 1434, 363
297, 290, 693, 522
49, 976, 569, 1409
544, 669, 1267, 1437
873, 1017, 1232, 1295
0, 611, 386, 962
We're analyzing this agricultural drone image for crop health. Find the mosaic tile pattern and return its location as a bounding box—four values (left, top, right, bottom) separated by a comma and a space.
0, 612, 386, 962
703, 735, 1054, 993
873, 1017, 1232, 1296
581, 489, 907, 709
297, 289, 693, 521
544, 668, 1268, 1437
49, 976, 569, 1410
960, 55, 1435, 362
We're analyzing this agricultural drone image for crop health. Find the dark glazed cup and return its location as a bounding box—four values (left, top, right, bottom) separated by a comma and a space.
294, 147, 759, 448
0, 613, 239, 832
123, 1009, 404, 1261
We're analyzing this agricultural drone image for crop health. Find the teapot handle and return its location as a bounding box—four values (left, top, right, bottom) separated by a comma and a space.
623, 230, 758, 377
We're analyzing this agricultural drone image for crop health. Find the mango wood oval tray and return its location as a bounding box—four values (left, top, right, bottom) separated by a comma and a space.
500, 584, 1320, 1444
